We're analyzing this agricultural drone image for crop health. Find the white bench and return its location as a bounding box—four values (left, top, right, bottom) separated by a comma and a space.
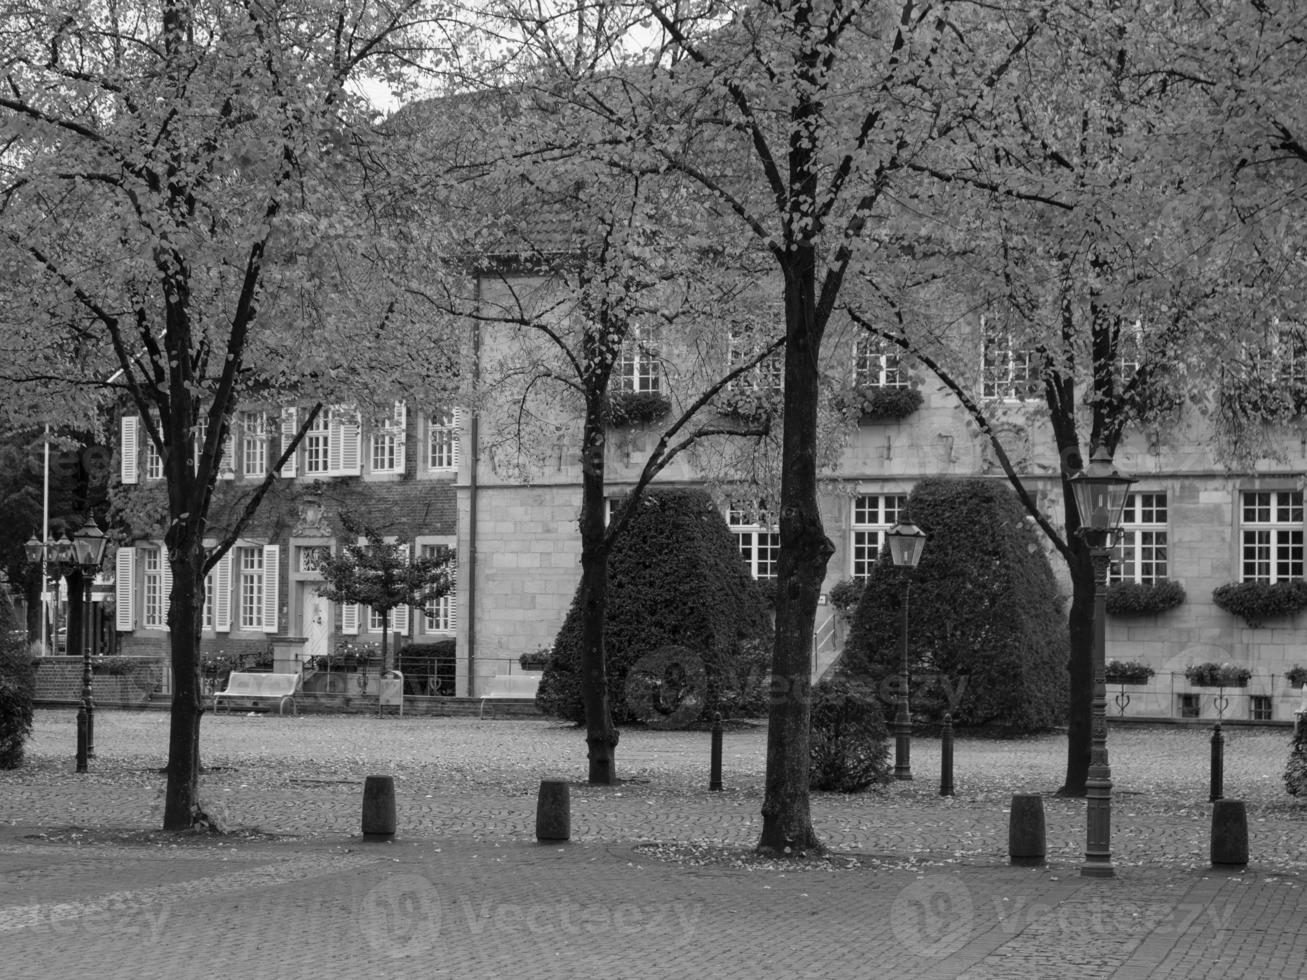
212, 672, 299, 716
479, 672, 542, 719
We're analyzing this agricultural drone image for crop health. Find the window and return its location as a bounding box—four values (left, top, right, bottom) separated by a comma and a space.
238, 546, 265, 630
241, 412, 268, 478
143, 548, 166, 629
369, 402, 407, 474
1250, 695, 1273, 722
304, 411, 331, 475
1178, 693, 1200, 719
850, 494, 908, 578
421, 543, 456, 632
728, 330, 783, 392
1240, 490, 1303, 583
981, 316, 1040, 400
728, 503, 780, 579
301, 406, 362, 477
428, 410, 460, 471
144, 435, 164, 481
202, 572, 213, 631
615, 326, 661, 394
1111, 492, 1168, 584
853, 335, 906, 388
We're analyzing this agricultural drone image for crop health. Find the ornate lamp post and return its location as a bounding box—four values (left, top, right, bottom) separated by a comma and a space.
886, 515, 927, 781
24, 533, 75, 652
1068, 446, 1135, 878
71, 519, 109, 773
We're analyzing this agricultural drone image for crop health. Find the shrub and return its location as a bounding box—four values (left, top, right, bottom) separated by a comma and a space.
1212, 580, 1307, 628
1105, 580, 1186, 616
1286, 722, 1307, 796
1184, 662, 1252, 687
808, 676, 891, 792
605, 391, 672, 428
830, 385, 923, 423
0, 598, 36, 769
396, 640, 456, 695
1104, 659, 1155, 683
537, 487, 773, 725
827, 579, 863, 617
836, 477, 1068, 732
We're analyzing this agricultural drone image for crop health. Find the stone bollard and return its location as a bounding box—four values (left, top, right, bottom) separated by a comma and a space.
1210, 723, 1225, 802
361, 775, 397, 840
1008, 793, 1046, 867
536, 779, 571, 842
939, 713, 955, 797
709, 713, 723, 791
1210, 799, 1249, 867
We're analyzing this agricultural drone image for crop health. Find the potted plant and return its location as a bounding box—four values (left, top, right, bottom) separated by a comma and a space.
1184, 662, 1253, 687
1212, 580, 1307, 628
1105, 580, 1186, 616
1285, 665, 1307, 689
1104, 659, 1155, 684
519, 648, 552, 671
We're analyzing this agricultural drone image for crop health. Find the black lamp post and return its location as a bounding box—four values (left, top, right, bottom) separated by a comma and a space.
1068, 446, 1135, 879
886, 516, 927, 781
71, 519, 109, 773
24, 533, 75, 653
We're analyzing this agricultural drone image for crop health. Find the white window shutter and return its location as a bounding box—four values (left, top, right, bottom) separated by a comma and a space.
219, 428, 235, 480
161, 549, 173, 632
338, 407, 361, 476
279, 407, 298, 477
394, 401, 407, 472
121, 416, 139, 485
342, 602, 360, 635
392, 544, 411, 636
451, 409, 462, 467
214, 552, 232, 633
115, 547, 136, 631
262, 544, 280, 634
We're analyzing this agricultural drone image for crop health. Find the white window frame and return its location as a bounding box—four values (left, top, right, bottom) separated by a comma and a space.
853, 335, 906, 388
428, 409, 460, 472
728, 503, 780, 580
1240, 489, 1303, 584
850, 494, 908, 579
238, 546, 265, 630
301, 406, 362, 477
420, 542, 456, 634
369, 402, 407, 475
304, 410, 331, 475
1111, 492, 1168, 585
143, 547, 167, 629
981, 316, 1040, 401
241, 411, 268, 478
615, 326, 662, 394
728, 330, 783, 393
143, 434, 164, 481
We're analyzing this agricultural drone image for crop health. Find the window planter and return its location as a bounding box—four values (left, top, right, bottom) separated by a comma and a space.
1105, 580, 1186, 616
1212, 580, 1307, 628
1184, 662, 1252, 688
715, 389, 776, 425
1104, 659, 1155, 685
830, 385, 923, 423
1285, 666, 1307, 689
604, 391, 672, 428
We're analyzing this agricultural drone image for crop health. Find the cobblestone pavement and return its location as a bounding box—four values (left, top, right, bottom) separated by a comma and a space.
2, 711, 1306, 978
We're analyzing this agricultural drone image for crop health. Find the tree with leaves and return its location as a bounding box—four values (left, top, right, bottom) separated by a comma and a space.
314, 514, 455, 673
0, 0, 458, 829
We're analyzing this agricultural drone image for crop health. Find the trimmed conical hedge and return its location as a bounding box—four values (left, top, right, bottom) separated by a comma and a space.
536, 487, 772, 726
837, 477, 1068, 732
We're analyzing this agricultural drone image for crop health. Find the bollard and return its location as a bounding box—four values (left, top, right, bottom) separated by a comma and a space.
709, 712, 723, 791
536, 779, 571, 842
1210, 799, 1249, 867
361, 775, 397, 840
1210, 723, 1224, 802
939, 713, 954, 797
1008, 793, 1046, 867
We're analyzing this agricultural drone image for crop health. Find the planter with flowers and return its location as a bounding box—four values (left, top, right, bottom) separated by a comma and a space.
1212, 580, 1307, 628
830, 385, 923, 424
1184, 662, 1252, 688
1104, 659, 1155, 685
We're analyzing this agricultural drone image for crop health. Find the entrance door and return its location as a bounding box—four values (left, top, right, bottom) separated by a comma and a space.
303, 592, 328, 665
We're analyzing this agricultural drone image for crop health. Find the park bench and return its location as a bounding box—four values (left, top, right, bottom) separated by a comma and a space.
212, 672, 300, 716
479, 672, 542, 719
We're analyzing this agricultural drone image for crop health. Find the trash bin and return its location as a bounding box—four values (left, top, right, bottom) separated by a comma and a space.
379, 670, 404, 717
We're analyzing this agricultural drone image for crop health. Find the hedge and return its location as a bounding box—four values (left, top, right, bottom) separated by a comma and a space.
536, 487, 773, 726
0, 595, 35, 769
836, 477, 1068, 732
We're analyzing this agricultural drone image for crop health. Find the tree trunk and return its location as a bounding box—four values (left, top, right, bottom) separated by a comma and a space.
1060, 540, 1095, 796
65, 568, 84, 659
578, 407, 617, 784
757, 262, 834, 855
163, 538, 205, 830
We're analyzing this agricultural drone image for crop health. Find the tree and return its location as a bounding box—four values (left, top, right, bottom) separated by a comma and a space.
314, 514, 455, 672
0, 1, 458, 829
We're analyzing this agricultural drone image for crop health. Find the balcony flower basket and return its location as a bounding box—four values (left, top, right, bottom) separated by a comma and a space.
1212, 580, 1307, 628
1184, 662, 1252, 688
1104, 659, 1155, 684
519, 648, 552, 671
715, 388, 776, 425
830, 384, 923, 423
1105, 580, 1186, 616
1285, 665, 1307, 689
604, 391, 672, 429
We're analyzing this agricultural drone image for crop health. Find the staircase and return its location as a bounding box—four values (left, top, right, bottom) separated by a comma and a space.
811, 611, 842, 681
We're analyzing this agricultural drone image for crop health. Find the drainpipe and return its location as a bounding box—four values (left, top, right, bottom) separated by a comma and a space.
465, 279, 482, 697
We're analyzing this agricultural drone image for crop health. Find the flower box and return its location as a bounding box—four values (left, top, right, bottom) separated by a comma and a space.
1184, 662, 1252, 687
1104, 659, 1155, 684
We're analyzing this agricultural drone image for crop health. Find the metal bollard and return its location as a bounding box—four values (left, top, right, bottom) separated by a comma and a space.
1210, 723, 1224, 802
939, 712, 954, 797
709, 712, 723, 791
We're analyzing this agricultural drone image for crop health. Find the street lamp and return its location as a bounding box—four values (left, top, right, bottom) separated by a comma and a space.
886, 515, 927, 781
24, 533, 75, 652
1068, 445, 1135, 879
71, 519, 109, 773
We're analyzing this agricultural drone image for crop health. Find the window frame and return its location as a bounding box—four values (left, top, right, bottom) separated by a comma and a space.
850, 494, 908, 579
1239, 489, 1304, 584
1110, 492, 1169, 585
852, 335, 906, 389
728, 502, 780, 580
